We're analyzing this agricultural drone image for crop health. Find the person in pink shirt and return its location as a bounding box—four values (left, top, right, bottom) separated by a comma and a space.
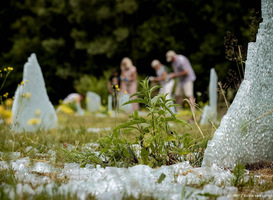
166, 50, 196, 111
120, 57, 139, 111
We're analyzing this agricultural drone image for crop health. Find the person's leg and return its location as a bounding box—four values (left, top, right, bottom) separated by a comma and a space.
183, 81, 195, 111
175, 84, 183, 111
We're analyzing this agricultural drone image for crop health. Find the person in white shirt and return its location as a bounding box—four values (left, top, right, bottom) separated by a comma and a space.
149, 59, 175, 101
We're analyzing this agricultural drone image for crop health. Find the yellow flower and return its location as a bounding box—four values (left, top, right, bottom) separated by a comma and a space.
27, 118, 41, 125
5, 98, 13, 107
21, 81, 24, 85
3, 93, 8, 98
2, 110, 12, 119
4, 68, 7, 71
8, 67, 13, 71
124, 90, 128, 94
35, 109, 41, 116
58, 105, 74, 114
25, 92, 31, 99
115, 85, 119, 89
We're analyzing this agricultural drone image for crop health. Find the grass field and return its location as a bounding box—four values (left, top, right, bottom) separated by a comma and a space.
0, 108, 272, 199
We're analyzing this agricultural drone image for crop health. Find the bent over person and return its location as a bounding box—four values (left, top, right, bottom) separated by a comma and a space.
149, 59, 174, 101
166, 50, 196, 111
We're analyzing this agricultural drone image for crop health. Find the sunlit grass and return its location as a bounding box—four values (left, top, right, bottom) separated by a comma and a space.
0, 109, 214, 166
0, 109, 272, 199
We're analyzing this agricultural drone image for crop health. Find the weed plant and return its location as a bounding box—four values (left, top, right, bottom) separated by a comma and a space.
0, 67, 13, 104
73, 77, 206, 168
230, 163, 247, 189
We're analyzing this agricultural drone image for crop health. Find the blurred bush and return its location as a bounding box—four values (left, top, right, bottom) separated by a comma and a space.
74, 70, 111, 106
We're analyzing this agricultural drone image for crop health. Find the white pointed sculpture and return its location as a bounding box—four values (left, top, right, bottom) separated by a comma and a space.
11, 53, 58, 132
200, 68, 218, 125
202, 0, 273, 168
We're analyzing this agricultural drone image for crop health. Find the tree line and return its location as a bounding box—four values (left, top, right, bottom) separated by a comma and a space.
0, 0, 261, 104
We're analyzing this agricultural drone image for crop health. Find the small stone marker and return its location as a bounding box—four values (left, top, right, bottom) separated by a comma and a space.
11, 53, 58, 132
108, 95, 112, 112
200, 68, 218, 125
119, 94, 133, 113
86, 91, 101, 113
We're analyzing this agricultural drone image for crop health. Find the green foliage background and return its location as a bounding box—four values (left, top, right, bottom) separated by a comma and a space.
0, 0, 261, 104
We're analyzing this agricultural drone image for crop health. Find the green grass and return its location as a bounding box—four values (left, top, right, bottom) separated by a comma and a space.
0, 109, 272, 199
0, 108, 212, 162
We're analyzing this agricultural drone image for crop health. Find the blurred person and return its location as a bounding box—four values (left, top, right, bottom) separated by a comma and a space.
166, 50, 196, 111
107, 68, 121, 95
149, 59, 174, 101
120, 57, 139, 111
62, 93, 84, 115
107, 68, 121, 109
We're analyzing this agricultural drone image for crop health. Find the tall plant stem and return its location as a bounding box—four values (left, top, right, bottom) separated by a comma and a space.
0, 71, 11, 92
148, 88, 156, 135
238, 45, 244, 76
240, 108, 273, 131
218, 82, 229, 109
235, 61, 243, 81
185, 99, 204, 139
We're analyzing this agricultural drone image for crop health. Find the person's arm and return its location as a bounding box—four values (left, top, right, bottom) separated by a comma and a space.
170, 70, 188, 78
130, 70, 137, 81
126, 68, 137, 82
170, 55, 191, 78
153, 71, 167, 81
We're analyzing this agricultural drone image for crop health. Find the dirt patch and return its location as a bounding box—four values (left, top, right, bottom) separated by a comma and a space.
245, 161, 273, 171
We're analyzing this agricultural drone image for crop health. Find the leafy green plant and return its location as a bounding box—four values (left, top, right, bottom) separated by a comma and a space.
98, 130, 138, 167
118, 77, 190, 167
97, 77, 190, 168
61, 78, 203, 168
60, 147, 105, 168
230, 163, 247, 190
